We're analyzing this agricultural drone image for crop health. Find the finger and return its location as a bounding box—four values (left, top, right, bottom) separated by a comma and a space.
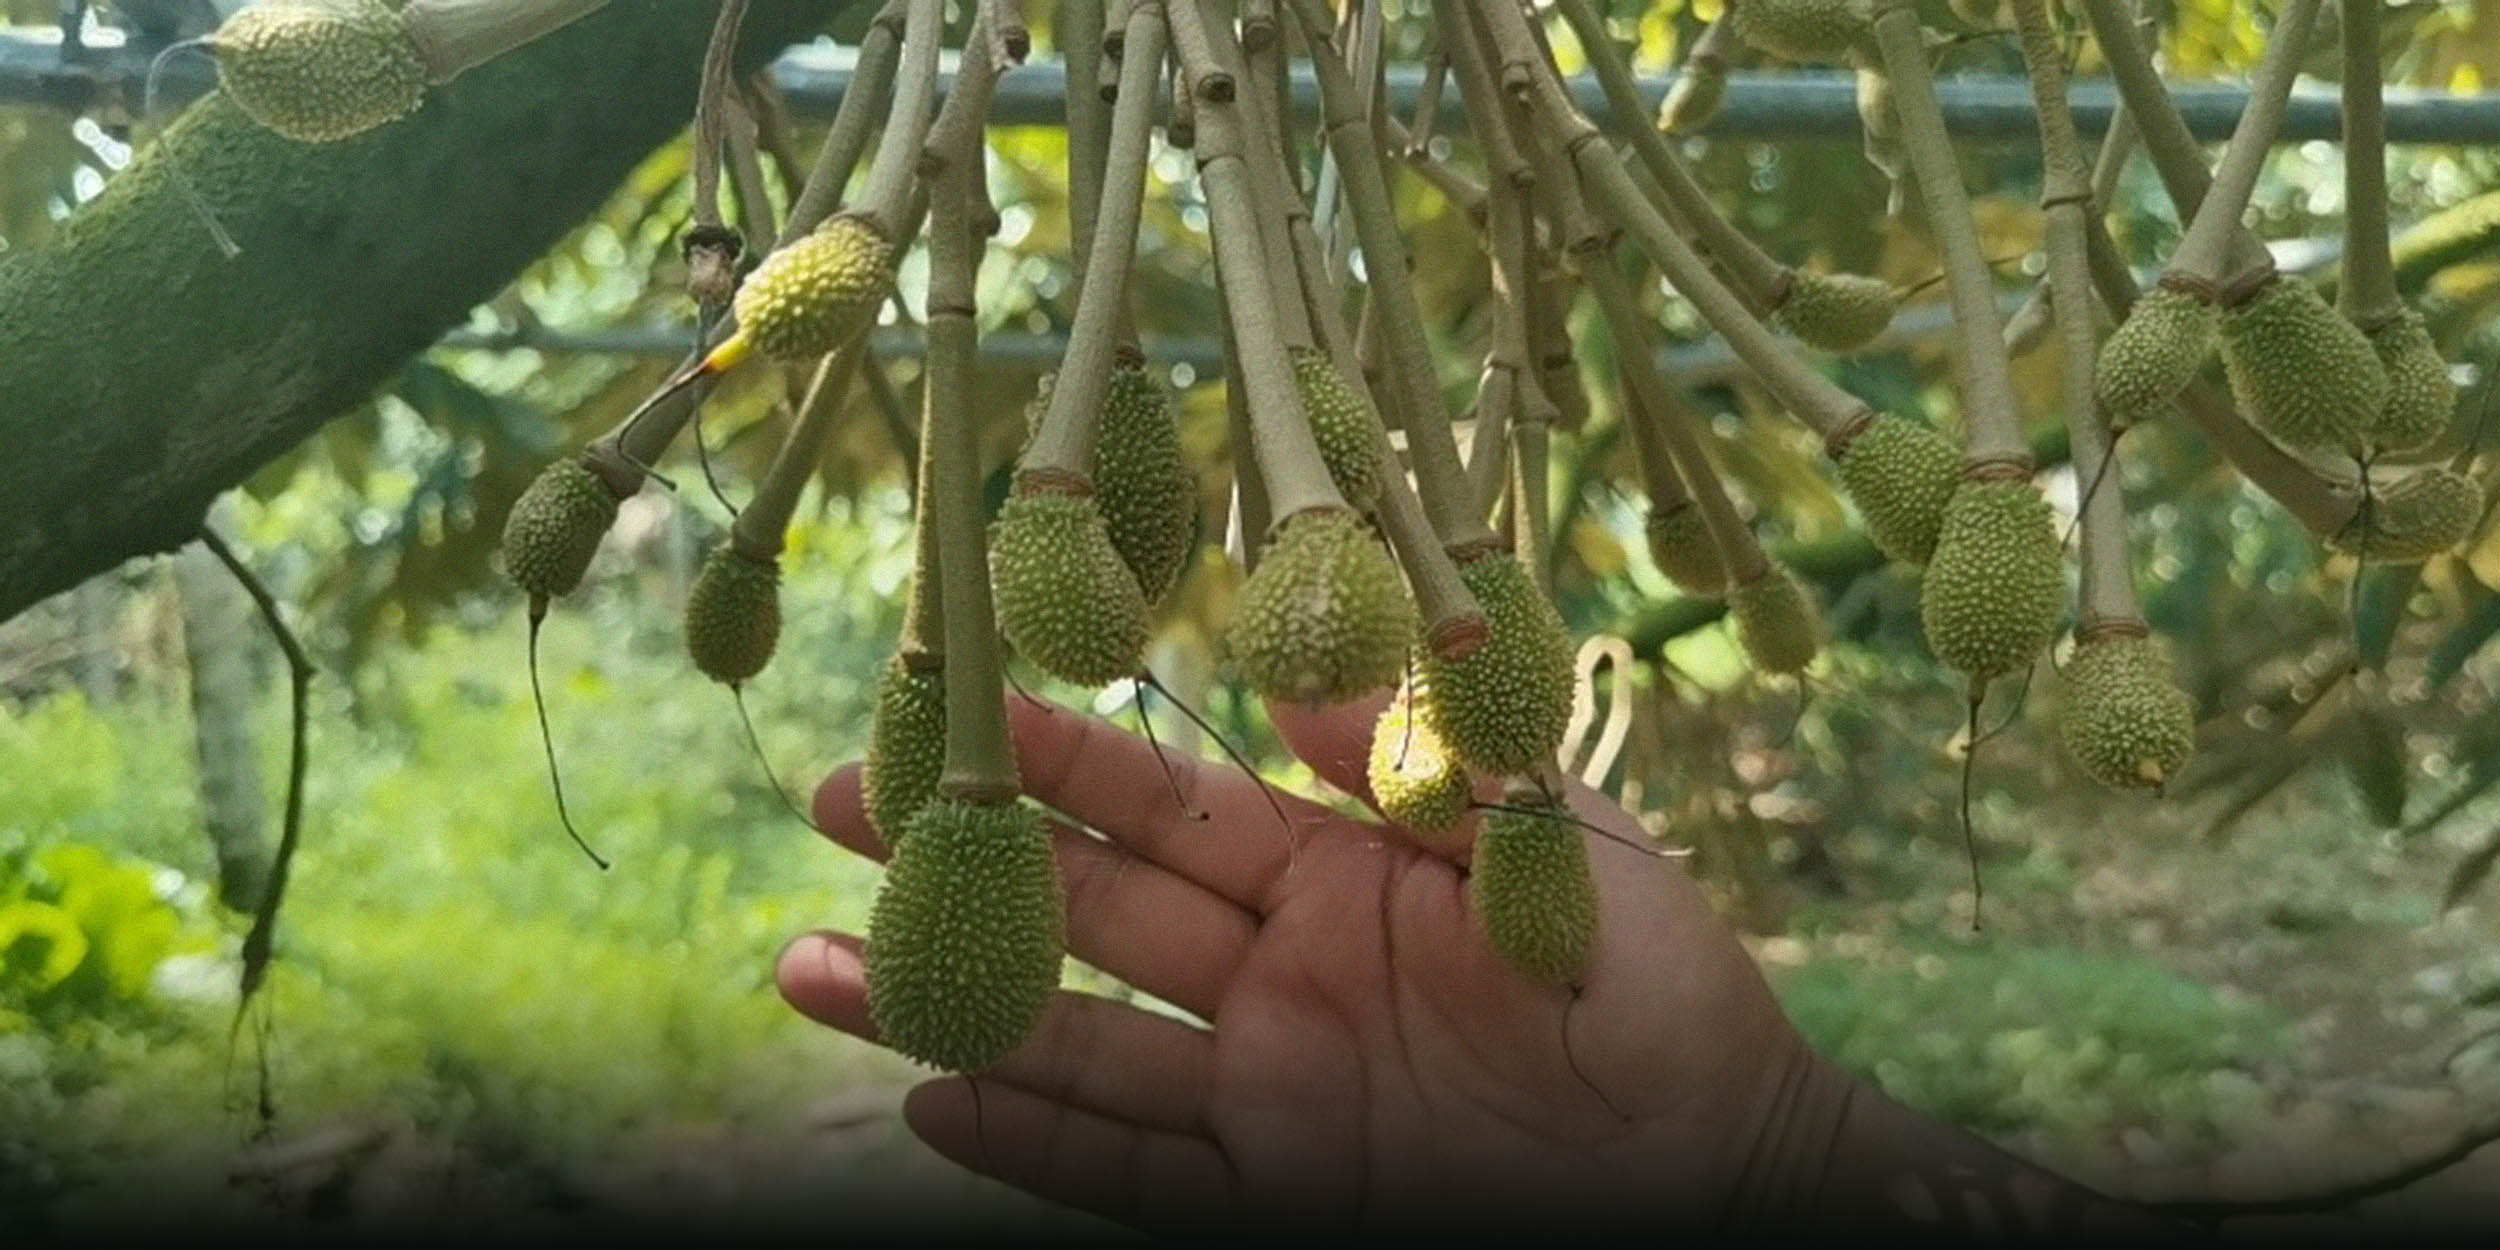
810, 764, 1253, 1017
1269, 693, 1495, 862
903, 1077, 1238, 1234
775, 932, 1214, 1137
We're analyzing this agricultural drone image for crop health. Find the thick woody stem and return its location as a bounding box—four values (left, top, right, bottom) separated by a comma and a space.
732, 333, 870, 560
1233, 22, 1319, 351
724, 94, 779, 247
2340, 0, 2400, 325
1064, 0, 1111, 281
854, 0, 949, 240
2164, 0, 2323, 290
400, 0, 610, 84
2075, 0, 2271, 279
2005, 103, 2137, 356
1220, 307, 1272, 570
689, 0, 748, 233
784, 0, 905, 244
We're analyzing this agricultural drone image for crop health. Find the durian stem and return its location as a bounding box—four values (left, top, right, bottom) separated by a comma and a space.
854, 0, 948, 241
2339, 0, 2401, 325
2075, 0, 2273, 277
724, 94, 780, 248
784, 0, 905, 245
1220, 304, 1272, 570
2166, 0, 2323, 289
2005, 103, 2137, 356
901, 361, 946, 659
1377, 114, 1490, 224
1441, 0, 1535, 525
1658, 6, 1735, 133
1021, 3, 1168, 482
1232, 20, 1319, 353
1866, 0, 2025, 465
399, 0, 609, 84
731, 333, 869, 561
689, 0, 749, 234
1063, 0, 1111, 282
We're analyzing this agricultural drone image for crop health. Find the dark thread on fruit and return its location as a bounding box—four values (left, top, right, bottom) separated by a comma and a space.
1474, 798, 1672, 861
730, 684, 815, 830
1138, 671, 1288, 834
147, 39, 239, 257
1958, 689, 1985, 933
525, 604, 611, 870
1128, 677, 1210, 823
1560, 992, 1631, 1125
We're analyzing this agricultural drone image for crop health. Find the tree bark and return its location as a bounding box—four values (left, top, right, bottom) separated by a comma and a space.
0, 0, 847, 625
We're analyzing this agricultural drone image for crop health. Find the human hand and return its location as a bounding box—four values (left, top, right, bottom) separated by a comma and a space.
776, 691, 1819, 1233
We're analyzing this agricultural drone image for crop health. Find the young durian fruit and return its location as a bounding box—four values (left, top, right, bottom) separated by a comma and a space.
2219, 276, 2388, 456
863, 654, 948, 847
1225, 508, 1416, 704
1834, 414, 1962, 566
2094, 283, 2219, 428
2059, 633, 2196, 791
211, 0, 426, 142
1644, 503, 1729, 596
728, 216, 895, 364
1469, 794, 1597, 986
683, 544, 783, 686
1772, 271, 1897, 353
863, 797, 1065, 1074
1289, 348, 1387, 512
501, 458, 623, 602
2330, 468, 2487, 563
1420, 554, 1576, 777
1096, 358, 1200, 603
2364, 311, 2453, 454
1728, 564, 1821, 676
1918, 480, 2065, 681
1368, 673, 1473, 839
989, 484, 1151, 687
1730, 0, 1869, 63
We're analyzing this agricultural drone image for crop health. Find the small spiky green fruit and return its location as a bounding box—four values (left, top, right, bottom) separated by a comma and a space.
2059, 634, 2195, 791
2365, 312, 2453, 454
1836, 415, 1963, 565
1729, 565, 1821, 676
1098, 360, 1200, 602
1469, 801, 1596, 986
501, 458, 621, 601
213, 1, 426, 143
2094, 284, 2217, 427
1369, 676, 1472, 838
2331, 468, 2486, 563
1420, 554, 1575, 777
991, 488, 1150, 687
1644, 504, 1728, 596
734, 215, 893, 362
1226, 509, 1415, 703
1730, 0, 1868, 63
684, 546, 782, 685
1774, 271, 1896, 353
1289, 348, 1386, 511
1919, 480, 2064, 680
2219, 277, 2388, 455
864, 798, 1065, 1074
863, 655, 948, 847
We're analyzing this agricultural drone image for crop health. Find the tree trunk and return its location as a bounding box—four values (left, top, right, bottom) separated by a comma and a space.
171, 506, 268, 913
0, 0, 847, 625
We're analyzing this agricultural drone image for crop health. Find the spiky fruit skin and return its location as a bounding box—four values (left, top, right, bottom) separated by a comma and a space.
1225, 509, 1415, 704
734, 215, 893, 362
1774, 271, 1895, 352
1420, 555, 1575, 777
1469, 804, 1596, 986
1729, 566, 1821, 676
863, 656, 948, 848
214, 1, 426, 143
684, 546, 782, 685
1919, 481, 2064, 681
1837, 415, 1962, 565
1644, 504, 1728, 596
1369, 677, 1472, 839
501, 458, 620, 600
2094, 285, 2217, 427
2331, 468, 2486, 563
1289, 348, 1386, 511
991, 490, 1150, 687
2366, 313, 2452, 454
864, 799, 1064, 1074
1730, 0, 1868, 63
1098, 362, 1200, 602
2219, 277, 2388, 456
2060, 635, 2195, 791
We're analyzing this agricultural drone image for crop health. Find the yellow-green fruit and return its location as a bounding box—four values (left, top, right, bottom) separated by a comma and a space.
214, 0, 425, 142
1469, 803, 1596, 986
2219, 277, 2388, 455
1290, 348, 1386, 511
1774, 271, 1896, 353
1836, 414, 1962, 565
2094, 285, 2217, 426
1420, 555, 1575, 777
1919, 481, 2064, 680
1644, 504, 1728, 596
734, 215, 893, 362
990, 489, 1149, 687
2365, 312, 2452, 454
1098, 361, 1200, 602
1368, 677, 1471, 837
2059, 634, 2195, 791
1226, 509, 1415, 703
1657, 60, 1728, 134
1729, 565, 1821, 676
1730, 0, 1868, 62
501, 458, 620, 601
863, 655, 947, 847
2331, 468, 2486, 563
683, 546, 782, 685
864, 798, 1065, 1073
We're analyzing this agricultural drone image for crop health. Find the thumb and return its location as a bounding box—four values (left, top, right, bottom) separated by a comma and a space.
1264, 692, 1392, 809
